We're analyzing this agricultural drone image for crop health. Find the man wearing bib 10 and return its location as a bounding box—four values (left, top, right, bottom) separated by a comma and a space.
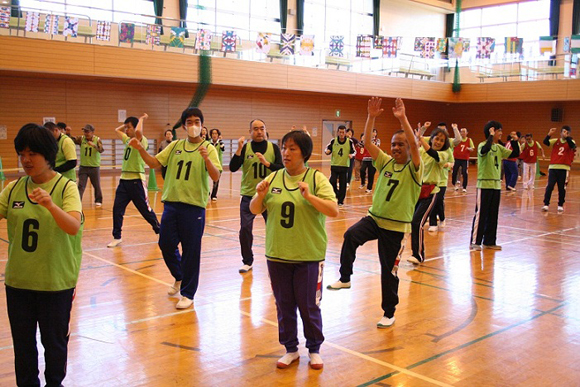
130, 108, 221, 309
0, 124, 83, 386
325, 125, 355, 207
46, 121, 77, 182
230, 119, 283, 273
470, 121, 520, 251
328, 97, 422, 329
542, 125, 576, 213
73, 124, 104, 207
108, 115, 160, 248
250, 130, 338, 370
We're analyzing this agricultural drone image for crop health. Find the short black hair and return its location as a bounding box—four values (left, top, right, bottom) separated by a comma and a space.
346, 128, 354, 135
14, 124, 58, 168
44, 121, 58, 132
484, 120, 502, 138
164, 129, 173, 136
282, 130, 313, 162
429, 128, 450, 151
437, 122, 447, 128
181, 107, 204, 126
56, 122, 67, 130
124, 116, 139, 129
337, 125, 346, 131
210, 128, 221, 136
562, 125, 572, 132
525, 133, 533, 137
249, 119, 266, 129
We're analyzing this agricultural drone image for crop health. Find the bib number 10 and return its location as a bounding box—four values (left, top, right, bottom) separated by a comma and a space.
252, 162, 267, 179
22, 219, 39, 252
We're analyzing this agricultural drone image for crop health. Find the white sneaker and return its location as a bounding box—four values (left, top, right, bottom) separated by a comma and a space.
95, 202, 102, 207
377, 316, 396, 328
359, 184, 365, 189
276, 352, 300, 369
107, 239, 122, 248
308, 353, 323, 370
211, 197, 217, 202
462, 188, 467, 193
175, 296, 193, 309
327, 280, 351, 290
469, 244, 482, 251
558, 206, 564, 213
365, 189, 372, 194
541, 205, 549, 212
439, 220, 446, 228
523, 184, 528, 190
167, 280, 181, 296
454, 186, 459, 191
407, 256, 423, 264
239, 264, 253, 273
428, 226, 438, 232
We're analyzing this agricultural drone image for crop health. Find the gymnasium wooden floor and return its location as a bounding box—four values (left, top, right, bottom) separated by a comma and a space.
0, 163, 579, 386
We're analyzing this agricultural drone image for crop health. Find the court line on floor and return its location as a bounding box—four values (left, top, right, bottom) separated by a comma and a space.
358, 303, 565, 386
80, 249, 451, 386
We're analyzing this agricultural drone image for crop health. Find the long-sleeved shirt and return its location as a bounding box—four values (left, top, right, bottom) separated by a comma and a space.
229, 140, 283, 172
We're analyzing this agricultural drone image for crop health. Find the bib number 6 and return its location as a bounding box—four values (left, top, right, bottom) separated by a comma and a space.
22, 219, 39, 253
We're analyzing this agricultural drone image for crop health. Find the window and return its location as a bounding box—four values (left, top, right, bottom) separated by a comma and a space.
187, 0, 280, 41
19, 0, 154, 24
304, 0, 373, 57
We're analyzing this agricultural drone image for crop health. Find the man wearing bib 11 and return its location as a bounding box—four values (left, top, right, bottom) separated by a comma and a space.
130, 108, 221, 309
328, 97, 422, 329
0, 124, 83, 386
250, 130, 338, 370
230, 119, 283, 274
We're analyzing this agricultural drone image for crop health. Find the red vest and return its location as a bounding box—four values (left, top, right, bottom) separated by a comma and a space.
550, 139, 575, 166
453, 138, 472, 160
520, 142, 539, 163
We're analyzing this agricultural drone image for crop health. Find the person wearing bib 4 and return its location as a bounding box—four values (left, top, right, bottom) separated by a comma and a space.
130, 108, 221, 309
230, 119, 283, 273
108, 115, 160, 248
46, 121, 77, 182
470, 121, 520, 251
73, 124, 104, 206
542, 125, 576, 213
328, 97, 422, 329
325, 125, 355, 207
250, 130, 338, 370
0, 124, 83, 387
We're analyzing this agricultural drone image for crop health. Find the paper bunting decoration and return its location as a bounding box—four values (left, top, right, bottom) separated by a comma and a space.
570, 35, 580, 53
448, 37, 466, 58
280, 33, 296, 55
221, 31, 237, 52
382, 37, 400, 58
463, 38, 471, 52
96, 21, 111, 41
170, 27, 186, 47
0, 7, 9, 29
195, 29, 212, 50
436, 38, 447, 52
356, 35, 373, 58
505, 37, 523, 54
119, 22, 134, 43
63, 17, 78, 38
374, 36, 384, 50
25, 12, 40, 32
563, 37, 570, 53
476, 37, 495, 59
328, 35, 344, 57
146, 24, 161, 46
300, 35, 315, 55
255, 32, 271, 54
414, 37, 436, 58
44, 14, 59, 35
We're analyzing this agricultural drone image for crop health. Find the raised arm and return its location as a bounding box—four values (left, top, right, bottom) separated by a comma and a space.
363, 97, 384, 161
114, 124, 126, 140
451, 123, 461, 146
129, 137, 161, 169
134, 113, 148, 142
392, 98, 421, 169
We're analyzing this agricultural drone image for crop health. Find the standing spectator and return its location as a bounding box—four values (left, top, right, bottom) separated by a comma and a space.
542, 126, 576, 213
354, 134, 365, 184
73, 124, 104, 206
229, 119, 283, 273
0, 124, 83, 387
503, 131, 520, 191
210, 128, 225, 201
158, 129, 174, 180
346, 128, 358, 186
325, 125, 354, 207
359, 135, 377, 193
470, 122, 520, 251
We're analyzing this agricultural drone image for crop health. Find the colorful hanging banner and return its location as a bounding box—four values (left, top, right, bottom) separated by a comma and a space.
280, 33, 296, 55
44, 14, 59, 35
96, 21, 111, 41
255, 32, 271, 54
195, 29, 212, 50
300, 35, 315, 56
328, 35, 344, 57
505, 37, 523, 54
476, 37, 495, 59
356, 35, 373, 58
382, 36, 400, 58
221, 31, 237, 52
169, 27, 186, 47
570, 35, 580, 53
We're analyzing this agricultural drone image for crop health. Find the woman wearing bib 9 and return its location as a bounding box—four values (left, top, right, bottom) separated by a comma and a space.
250, 131, 338, 370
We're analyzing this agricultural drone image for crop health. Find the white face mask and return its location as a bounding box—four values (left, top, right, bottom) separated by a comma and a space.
187, 125, 202, 138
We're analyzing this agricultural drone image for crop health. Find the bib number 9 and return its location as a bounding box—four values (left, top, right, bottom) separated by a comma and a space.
280, 202, 295, 229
